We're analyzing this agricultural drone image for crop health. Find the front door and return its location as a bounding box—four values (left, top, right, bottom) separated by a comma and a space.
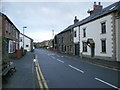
91, 46, 95, 57
75, 44, 79, 55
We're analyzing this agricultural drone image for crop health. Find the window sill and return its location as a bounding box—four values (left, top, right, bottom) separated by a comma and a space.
83, 51, 87, 52
100, 33, 106, 35
100, 52, 106, 54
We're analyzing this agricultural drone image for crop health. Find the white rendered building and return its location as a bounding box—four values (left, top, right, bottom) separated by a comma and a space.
73, 1, 120, 61
19, 33, 33, 52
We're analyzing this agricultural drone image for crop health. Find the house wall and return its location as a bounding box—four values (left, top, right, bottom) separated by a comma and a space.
57, 30, 74, 55
73, 26, 80, 55
2, 15, 20, 54
19, 34, 32, 52
73, 27, 79, 43
116, 16, 120, 62
24, 37, 31, 52
80, 14, 115, 61
0, 13, 2, 90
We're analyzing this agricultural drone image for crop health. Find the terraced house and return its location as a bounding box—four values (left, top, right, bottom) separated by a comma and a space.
56, 1, 120, 62
75, 1, 120, 62
56, 16, 79, 55
0, 13, 20, 76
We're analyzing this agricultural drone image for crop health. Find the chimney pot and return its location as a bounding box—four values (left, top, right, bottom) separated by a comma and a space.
74, 16, 79, 24
98, 2, 101, 5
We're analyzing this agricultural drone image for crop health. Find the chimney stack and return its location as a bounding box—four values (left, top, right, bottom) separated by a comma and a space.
87, 2, 103, 15
94, 2, 96, 5
74, 16, 79, 24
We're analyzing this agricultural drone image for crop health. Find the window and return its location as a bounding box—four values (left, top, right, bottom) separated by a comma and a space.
83, 42, 87, 52
70, 45, 72, 51
5, 22, 8, 33
8, 40, 15, 53
101, 22, 106, 34
64, 45, 66, 51
20, 37, 22, 42
101, 39, 106, 53
74, 31, 77, 37
26, 45, 29, 47
83, 28, 86, 37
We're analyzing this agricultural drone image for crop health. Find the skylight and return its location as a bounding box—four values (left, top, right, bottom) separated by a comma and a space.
109, 6, 116, 10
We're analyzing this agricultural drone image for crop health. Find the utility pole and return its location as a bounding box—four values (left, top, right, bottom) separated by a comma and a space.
23, 26, 27, 55
52, 30, 54, 49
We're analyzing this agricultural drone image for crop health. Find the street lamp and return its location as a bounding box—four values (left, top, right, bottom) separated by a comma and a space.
23, 26, 27, 54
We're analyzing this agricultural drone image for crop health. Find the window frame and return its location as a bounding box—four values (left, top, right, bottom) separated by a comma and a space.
82, 42, 87, 52
101, 21, 106, 34
101, 39, 106, 53
83, 28, 86, 38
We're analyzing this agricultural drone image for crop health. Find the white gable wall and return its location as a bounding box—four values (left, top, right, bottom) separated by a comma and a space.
24, 37, 31, 52
19, 34, 32, 52
80, 14, 114, 59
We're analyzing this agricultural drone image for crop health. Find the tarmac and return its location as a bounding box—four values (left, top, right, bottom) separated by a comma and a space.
49, 49, 120, 72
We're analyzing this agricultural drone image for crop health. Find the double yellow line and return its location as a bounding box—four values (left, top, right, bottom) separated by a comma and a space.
34, 54, 49, 90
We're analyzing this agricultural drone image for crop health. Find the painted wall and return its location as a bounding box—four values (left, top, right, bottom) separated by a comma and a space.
116, 17, 120, 62
80, 14, 113, 58
19, 34, 32, 52
73, 27, 79, 43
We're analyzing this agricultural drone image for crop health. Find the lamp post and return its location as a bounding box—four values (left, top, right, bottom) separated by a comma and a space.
23, 26, 27, 55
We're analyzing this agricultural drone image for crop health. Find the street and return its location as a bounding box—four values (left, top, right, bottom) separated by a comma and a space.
3, 49, 120, 89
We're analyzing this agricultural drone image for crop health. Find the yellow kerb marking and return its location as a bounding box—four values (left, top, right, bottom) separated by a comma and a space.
35, 66, 43, 90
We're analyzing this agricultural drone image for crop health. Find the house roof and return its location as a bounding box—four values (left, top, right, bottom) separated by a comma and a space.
20, 33, 34, 41
74, 1, 120, 27
1, 13, 20, 33
58, 24, 74, 35
58, 1, 120, 35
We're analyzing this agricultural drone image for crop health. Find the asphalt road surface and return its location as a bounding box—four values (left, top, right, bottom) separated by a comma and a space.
3, 49, 120, 89
34, 49, 119, 89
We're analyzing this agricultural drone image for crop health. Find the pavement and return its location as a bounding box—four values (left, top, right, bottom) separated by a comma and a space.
2, 51, 39, 88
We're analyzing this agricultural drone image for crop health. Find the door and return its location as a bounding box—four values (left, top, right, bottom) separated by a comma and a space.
75, 44, 79, 55
91, 46, 95, 57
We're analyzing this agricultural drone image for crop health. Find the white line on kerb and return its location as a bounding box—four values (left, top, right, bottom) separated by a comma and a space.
68, 65, 84, 73
95, 77, 119, 89
57, 59, 64, 63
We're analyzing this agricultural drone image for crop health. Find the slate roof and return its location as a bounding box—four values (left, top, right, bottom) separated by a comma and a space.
58, 1, 120, 35
1, 13, 20, 33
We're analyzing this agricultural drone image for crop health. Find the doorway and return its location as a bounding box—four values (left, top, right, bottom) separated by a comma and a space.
91, 45, 95, 57
75, 44, 79, 55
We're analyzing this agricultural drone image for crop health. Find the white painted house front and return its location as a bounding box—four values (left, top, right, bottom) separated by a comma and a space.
73, 1, 120, 62
19, 33, 33, 52
80, 14, 114, 60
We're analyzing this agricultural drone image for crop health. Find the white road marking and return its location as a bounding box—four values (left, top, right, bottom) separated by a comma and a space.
61, 56, 64, 57
57, 55, 60, 57
95, 77, 119, 89
47, 54, 50, 56
68, 65, 84, 73
57, 59, 64, 63
51, 56, 55, 59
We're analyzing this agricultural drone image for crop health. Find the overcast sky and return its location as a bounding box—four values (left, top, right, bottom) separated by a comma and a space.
1, 0, 118, 42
